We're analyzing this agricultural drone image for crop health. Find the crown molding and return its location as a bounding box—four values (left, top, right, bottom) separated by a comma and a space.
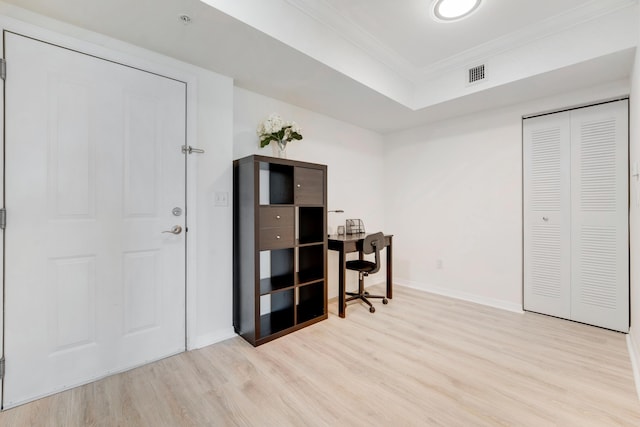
418, 0, 638, 79
284, 0, 638, 84
283, 0, 420, 82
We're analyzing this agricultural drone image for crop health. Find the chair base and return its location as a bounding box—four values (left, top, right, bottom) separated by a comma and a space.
346, 290, 388, 313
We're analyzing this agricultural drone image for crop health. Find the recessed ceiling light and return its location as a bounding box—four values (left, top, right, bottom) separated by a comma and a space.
431, 0, 481, 22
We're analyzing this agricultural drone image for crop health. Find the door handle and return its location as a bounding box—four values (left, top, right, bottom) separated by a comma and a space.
162, 225, 183, 235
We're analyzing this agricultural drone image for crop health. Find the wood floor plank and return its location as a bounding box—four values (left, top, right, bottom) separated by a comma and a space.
1, 285, 639, 426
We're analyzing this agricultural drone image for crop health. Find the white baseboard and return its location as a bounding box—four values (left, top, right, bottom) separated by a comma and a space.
627, 330, 640, 401
190, 327, 237, 350
395, 279, 524, 314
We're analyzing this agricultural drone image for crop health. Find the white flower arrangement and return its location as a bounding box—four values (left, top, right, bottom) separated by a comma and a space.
257, 113, 303, 148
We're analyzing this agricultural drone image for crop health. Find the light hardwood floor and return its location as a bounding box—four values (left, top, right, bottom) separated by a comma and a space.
1, 285, 639, 426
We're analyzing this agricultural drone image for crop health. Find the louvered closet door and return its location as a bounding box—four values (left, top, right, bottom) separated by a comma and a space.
570, 101, 628, 332
523, 112, 572, 319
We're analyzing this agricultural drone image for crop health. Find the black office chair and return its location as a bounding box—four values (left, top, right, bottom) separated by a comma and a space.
345, 232, 389, 313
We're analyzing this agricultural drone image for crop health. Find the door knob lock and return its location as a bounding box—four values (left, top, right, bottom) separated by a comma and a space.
162, 225, 183, 235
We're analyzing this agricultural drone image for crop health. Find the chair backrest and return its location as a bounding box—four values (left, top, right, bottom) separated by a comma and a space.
362, 232, 384, 275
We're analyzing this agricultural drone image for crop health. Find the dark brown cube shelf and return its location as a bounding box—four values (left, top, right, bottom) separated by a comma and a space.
233, 155, 328, 346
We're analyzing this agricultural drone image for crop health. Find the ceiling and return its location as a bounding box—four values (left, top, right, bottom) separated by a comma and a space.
288, 0, 590, 72
2, 0, 637, 133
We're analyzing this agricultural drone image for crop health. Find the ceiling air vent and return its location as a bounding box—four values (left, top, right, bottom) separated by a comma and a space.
468, 64, 485, 84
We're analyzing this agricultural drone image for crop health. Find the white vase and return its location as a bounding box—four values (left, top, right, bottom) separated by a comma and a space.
273, 139, 288, 158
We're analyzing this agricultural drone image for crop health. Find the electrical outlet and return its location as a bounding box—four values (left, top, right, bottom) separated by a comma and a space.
214, 191, 228, 207
436, 259, 443, 269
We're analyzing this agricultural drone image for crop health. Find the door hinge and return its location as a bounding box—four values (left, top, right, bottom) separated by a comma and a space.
0, 208, 5, 230
181, 145, 204, 155
0, 357, 5, 380
0, 58, 6, 81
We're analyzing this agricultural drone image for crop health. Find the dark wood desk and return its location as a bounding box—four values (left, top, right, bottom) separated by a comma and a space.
328, 233, 393, 318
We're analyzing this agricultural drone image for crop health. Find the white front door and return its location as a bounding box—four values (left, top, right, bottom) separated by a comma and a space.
3, 32, 187, 408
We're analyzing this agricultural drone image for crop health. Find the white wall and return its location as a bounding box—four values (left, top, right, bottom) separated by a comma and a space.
233, 87, 386, 299
191, 76, 235, 348
0, 4, 236, 349
385, 79, 630, 313
628, 5, 640, 396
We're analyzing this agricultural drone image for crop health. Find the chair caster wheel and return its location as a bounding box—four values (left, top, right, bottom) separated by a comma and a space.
364, 291, 370, 296
369, 306, 375, 313
383, 299, 388, 304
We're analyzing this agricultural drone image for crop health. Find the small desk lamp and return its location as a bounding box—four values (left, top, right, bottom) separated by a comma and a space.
329, 209, 345, 235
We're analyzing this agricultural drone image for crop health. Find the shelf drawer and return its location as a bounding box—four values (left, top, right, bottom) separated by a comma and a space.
260, 227, 294, 250
259, 206, 294, 228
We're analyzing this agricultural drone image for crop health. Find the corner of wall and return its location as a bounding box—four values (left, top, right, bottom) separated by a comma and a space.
190, 328, 237, 350
627, 330, 640, 400
627, 0, 640, 401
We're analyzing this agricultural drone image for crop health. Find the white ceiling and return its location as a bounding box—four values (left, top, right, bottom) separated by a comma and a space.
2, 0, 637, 133
287, 0, 591, 72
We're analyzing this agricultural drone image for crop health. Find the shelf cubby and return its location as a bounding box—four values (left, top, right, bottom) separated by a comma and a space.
259, 161, 294, 205
298, 244, 325, 285
297, 281, 326, 324
299, 206, 325, 244
259, 248, 294, 294
260, 307, 295, 338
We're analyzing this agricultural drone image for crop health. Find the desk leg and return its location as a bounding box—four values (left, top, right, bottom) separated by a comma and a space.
338, 248, 346, 318
386, 237, 393, 299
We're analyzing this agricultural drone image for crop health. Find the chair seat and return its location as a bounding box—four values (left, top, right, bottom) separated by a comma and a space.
346, 259, 377, 274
